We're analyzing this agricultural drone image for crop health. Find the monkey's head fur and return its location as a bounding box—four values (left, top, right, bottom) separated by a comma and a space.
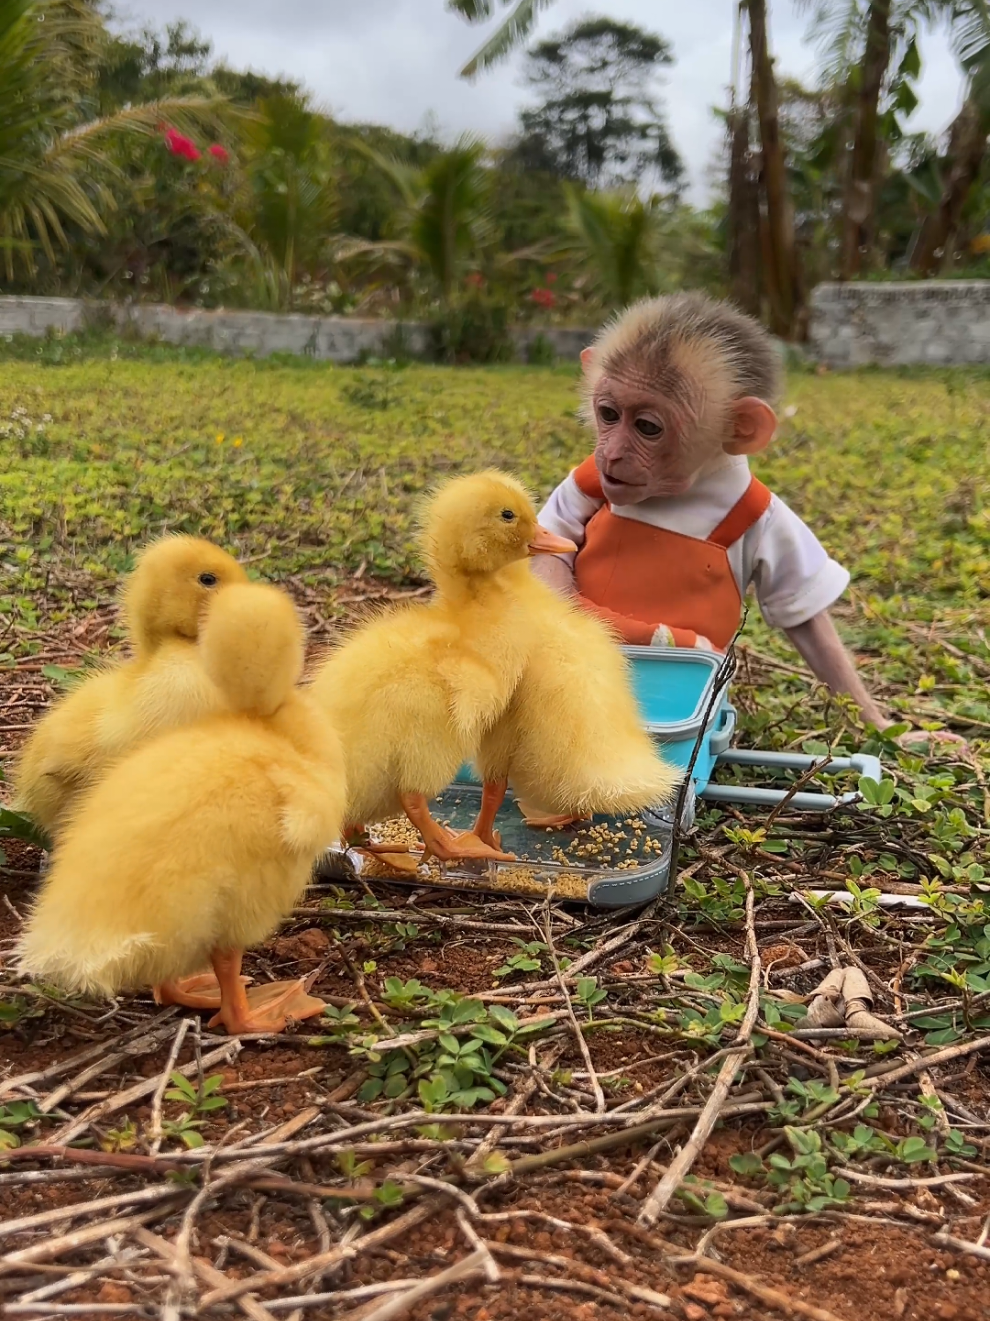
579, 293, 782, 504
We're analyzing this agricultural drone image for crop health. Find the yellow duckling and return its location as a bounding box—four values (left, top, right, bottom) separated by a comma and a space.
309, 471, 575, 862
470, 572, 682, 846
12, 535, 247, 840
17, 581, 347, 1035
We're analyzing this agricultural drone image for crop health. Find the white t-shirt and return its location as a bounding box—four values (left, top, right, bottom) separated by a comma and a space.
538, 454, 850, 631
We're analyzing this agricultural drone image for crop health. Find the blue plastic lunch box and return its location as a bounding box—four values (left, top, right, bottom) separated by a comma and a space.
339, 646, 884, 908
622, 645, 734, 793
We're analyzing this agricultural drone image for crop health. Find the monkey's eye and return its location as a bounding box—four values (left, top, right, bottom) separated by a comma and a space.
198, 572, 219, 587
500, 509, 516, 522
598, 405, 620, 424
635, 418, 664, 439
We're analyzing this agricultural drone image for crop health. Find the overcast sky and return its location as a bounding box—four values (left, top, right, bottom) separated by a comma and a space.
108, 0, 965, 205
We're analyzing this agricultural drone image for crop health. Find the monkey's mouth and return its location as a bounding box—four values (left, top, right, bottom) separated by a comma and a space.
601, 471, 640, 489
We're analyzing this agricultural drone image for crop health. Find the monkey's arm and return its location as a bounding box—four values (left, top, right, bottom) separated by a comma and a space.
786, 612, 966, 747
531, 554, 577, 598
784, 612, 889, 727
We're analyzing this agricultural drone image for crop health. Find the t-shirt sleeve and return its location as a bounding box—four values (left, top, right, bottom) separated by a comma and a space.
749, 496, 850, 629
537, 470, 603, 570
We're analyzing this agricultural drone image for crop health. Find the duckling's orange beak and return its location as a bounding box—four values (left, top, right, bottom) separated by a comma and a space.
528, 525, 578, 556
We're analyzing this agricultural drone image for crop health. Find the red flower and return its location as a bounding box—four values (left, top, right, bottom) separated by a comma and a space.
530, 287, 556, 309
164, 128, 201, 162
208, 144, 230, 164
464, 271, 485, 288
545, 271, 558, 284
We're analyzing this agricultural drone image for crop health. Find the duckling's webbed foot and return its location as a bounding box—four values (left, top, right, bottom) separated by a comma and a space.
516, 800, 590, 831
471, 777, 508, 852
400, 791, 515, 863
206, 950, 325, 1034
153, 970, 251, 1011
442, 830, 516, 862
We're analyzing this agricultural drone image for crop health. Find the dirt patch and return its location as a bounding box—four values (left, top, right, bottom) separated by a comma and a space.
3, 606, 990, 1320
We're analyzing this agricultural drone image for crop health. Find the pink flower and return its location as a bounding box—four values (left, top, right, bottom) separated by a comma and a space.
208, 144, 230, 164
530, 287, 556, 309
164, 128, 201, 162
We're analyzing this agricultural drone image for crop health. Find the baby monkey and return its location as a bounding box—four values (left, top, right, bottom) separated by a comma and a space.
536, 292, 945, 743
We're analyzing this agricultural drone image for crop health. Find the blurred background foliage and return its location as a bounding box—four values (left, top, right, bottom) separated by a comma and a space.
5, 0, 990, 353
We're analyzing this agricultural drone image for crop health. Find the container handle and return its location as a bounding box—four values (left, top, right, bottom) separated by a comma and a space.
707, 702, 737, 757
701, 784, 846, 811
716, 748, 883, 782
703, 747, 884, 813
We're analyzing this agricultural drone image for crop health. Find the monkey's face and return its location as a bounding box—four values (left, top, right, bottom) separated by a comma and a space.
591, 372, 723, 505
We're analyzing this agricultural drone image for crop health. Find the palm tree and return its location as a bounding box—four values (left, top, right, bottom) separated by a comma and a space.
340, 138, 493, 305
841, 0, 894, 276
801, 0, 990, 277
238, 94, 337, 302
0, 0, 225, 280
447, 0, 557, 77
746, 0, 804, 335
911, 2, 990, 272
726, 2, 762, 316
562, 187, 662, 309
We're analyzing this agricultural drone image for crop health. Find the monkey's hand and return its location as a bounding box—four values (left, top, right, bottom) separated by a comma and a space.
894, 727, 968, 752
650, 624, 715, 651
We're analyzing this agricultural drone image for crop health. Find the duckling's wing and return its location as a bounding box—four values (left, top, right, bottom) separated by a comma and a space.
11, 668, 123, 834
98, 642, 222, 753
269, 760, 347, 856
309, 610, 480, 820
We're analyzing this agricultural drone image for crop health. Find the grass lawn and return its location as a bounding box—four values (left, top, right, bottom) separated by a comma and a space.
1, 337, 989, 1318
3, 337, 990, 732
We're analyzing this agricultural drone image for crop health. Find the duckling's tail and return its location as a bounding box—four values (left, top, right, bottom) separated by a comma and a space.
568, 742, 682, 818
17, 924, 158, 998
510, 737, 681, 820
199, 583, 304, 717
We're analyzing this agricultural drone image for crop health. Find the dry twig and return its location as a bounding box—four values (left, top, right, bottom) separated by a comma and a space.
637, 874, 761, 1227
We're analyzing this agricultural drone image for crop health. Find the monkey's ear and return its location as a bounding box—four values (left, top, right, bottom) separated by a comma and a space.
724, 397, 777, 455
580, 347, 595, 373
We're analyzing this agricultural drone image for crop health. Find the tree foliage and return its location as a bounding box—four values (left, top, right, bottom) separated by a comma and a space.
237, 95, 336, 300
0, 0, 228, 281
515, 17, 683, 190
11, 0, 990, 345
338, 137, 494, 305
447, 0, 557, 77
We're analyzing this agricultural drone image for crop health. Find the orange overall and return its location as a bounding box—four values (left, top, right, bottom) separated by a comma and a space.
571, 455, 772, 651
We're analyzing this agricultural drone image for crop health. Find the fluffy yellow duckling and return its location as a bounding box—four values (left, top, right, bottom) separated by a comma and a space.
17, 582, 347, 1035
470, 574, 682, 846
309, 471, 575, 862
12, 536, 247, 840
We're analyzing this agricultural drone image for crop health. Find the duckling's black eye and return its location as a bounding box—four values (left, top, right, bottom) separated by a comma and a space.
500, 509, 516, 522
198, 572, 218, 587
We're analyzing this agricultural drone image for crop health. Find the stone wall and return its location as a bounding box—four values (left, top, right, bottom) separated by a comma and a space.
809, 280, 990, 367
0, 296, 592, 363
9, 288, 990, 369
